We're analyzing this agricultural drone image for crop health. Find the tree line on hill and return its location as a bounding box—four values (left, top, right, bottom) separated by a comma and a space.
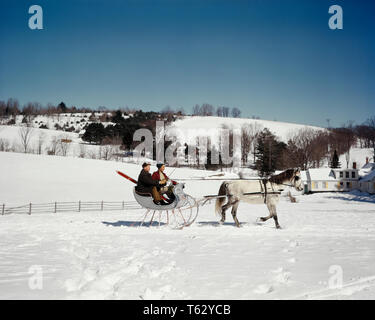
0, 99, 243, 119
200, 120, 373, 176
192, 103, 242, 118
1, 97, 374, 176
252, 126, 359, 176
198, 124, 364, 176
0, 99, 94, 118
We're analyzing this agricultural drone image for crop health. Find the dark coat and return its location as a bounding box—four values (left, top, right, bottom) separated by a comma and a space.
136, 169, 160, 194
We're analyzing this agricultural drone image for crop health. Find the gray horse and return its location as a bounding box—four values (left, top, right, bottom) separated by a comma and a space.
215, 168, 303, 229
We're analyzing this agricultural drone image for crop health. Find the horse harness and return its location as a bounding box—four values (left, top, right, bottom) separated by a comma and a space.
258, 176, 299, 203
203, 176, 299, 201
259, 178, 277, 204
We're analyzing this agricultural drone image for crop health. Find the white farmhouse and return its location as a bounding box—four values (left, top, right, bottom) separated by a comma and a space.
303, 165, 359, 193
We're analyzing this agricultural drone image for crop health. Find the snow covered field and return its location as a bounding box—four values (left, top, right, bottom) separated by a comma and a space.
1, 152, 375, 300
0, 125, 101, 158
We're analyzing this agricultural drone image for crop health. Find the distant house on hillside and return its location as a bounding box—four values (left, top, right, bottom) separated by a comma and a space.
303, 165, 359, 193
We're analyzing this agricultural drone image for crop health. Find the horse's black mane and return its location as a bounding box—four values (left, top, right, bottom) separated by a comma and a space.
268, 168, 295, 184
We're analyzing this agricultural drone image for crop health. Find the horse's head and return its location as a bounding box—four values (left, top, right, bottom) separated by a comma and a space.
292, 168, 303, 191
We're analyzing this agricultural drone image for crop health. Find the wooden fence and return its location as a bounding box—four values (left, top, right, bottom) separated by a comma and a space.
1, 200, 141, 215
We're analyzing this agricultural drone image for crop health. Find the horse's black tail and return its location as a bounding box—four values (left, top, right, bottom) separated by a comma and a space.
215, 182, 228, 215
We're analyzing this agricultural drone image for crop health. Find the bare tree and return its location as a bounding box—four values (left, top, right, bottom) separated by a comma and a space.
48, 136, 59, 155
231, 107, 241, 118
241, 122, 263, 165
79, 143, 87, 158
216, 106, 224, 117
192, 104, 200, 116
286, 128, 329, 170
36, 132, 45, 155
88, 149, 98, 159
45, 103, 56, 117
365, 116, 375, 159
329, 124, 356, 166
99, 144, 116, 160
6, 98, 20, 118
222, 106, 230, 117
311, 131, 330, 168
0, 138, 11, 152
58, 135, 71, 156
355, 125, 372, 148
192, 103, 215, 116
18, 125, 34, 153
201, 103, 215, 116
22, 102, 41, 123
0, 100, 6, 118
161, 105, 174, 116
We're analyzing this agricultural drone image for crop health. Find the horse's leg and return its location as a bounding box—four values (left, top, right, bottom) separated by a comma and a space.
231, 199, 240, 227
273, 214, 281, 229
220, 196, 233, 224
259, 215, 272, 222
266, 198, 281, 229
220, 209, 226, 224
259, 199, 273, 222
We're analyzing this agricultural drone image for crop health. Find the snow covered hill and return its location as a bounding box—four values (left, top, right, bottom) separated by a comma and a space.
1, 152, 375, 300
167, 115, 324, 144
1, 113, 325, 154
1, 113, 324, 142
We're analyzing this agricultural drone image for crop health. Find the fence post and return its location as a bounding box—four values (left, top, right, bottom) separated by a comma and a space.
122, 201, 124, 210
29, 203, 32, 215
101, 201, 103, 211
78, 201, 81, 212
54, 202, 57, 213
2, 204, 4, 215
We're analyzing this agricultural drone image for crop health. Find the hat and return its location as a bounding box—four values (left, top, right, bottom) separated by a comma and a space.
156, 163, 164, 169
142, 162, 151, 168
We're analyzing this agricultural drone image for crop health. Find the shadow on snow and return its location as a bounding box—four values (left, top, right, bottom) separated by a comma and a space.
102, 220, 167, 227
327, 191, 375, 204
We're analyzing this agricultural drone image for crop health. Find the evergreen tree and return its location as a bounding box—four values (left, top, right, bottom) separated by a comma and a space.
330, 149, 341, 168
255, 128, 286, 177
57, 102, 67, 113
111, 110, 125, 124
81, 123, 106, 144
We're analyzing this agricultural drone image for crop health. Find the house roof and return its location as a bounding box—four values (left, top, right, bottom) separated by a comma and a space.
307, 168, 336, 181
359, 162, 375, 178
362, 162, 375, 170
360, 168, 375, 182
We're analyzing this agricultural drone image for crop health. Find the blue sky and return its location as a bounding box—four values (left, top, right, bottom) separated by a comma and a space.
0, 0, 374, 127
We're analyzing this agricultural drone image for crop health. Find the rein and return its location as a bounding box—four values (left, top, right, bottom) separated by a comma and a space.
260, 176, 299, 203
203, 177, 298, 201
